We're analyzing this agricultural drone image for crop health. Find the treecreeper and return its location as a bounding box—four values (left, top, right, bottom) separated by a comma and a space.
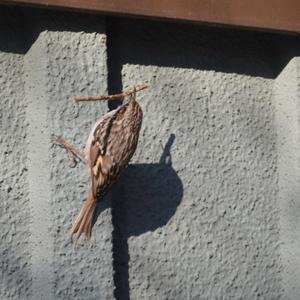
55, 85, 148, 242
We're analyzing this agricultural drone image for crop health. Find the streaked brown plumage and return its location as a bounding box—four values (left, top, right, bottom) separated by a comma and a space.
56, 87, 145, 242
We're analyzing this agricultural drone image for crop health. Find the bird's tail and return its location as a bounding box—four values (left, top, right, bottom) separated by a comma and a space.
71, 191, 97, 242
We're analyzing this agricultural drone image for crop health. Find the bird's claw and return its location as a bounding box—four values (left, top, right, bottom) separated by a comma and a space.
67, 151, 77, 168
52, 134, 78, 168
51, 134, 64, 146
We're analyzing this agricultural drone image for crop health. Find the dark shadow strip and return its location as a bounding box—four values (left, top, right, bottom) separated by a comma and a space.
106, 16, 130, 300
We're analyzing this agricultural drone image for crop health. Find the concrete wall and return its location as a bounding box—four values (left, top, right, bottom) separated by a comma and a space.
0, 7, 300, 300
275, 57, 300, 300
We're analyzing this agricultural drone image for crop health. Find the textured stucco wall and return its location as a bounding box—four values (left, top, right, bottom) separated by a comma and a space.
275, 57, 300, 300
0, 9, 114, 300
112, 19, 282, 300
0, 7, 300, 300
0, 16, 32, 300
118, 72, 281, 300
24, 28, 114, 300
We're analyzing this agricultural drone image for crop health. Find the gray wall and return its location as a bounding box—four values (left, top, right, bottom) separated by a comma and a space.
0, 7, 300, 300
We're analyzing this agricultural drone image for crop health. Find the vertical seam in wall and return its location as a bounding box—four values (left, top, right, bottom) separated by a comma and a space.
24, 35, 54, 300
106, 17, 130, 300
107, 17, 123, 110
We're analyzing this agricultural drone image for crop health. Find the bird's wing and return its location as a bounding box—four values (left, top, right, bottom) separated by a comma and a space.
89, 106, 127, 197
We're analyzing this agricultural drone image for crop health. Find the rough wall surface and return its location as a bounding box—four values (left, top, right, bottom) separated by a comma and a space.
275, 57, 300, 300
0, 17, 32, 300
0, 9, 114, 300
1, 7, 300, 300
119, 70, 281, 300
112, 19, 282, 300
24, 27, 114, 300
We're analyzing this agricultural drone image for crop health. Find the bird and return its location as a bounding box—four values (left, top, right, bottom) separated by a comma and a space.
55, 85, 147, 242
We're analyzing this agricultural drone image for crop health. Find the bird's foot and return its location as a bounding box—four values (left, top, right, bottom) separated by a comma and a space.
52, 135, 86, 167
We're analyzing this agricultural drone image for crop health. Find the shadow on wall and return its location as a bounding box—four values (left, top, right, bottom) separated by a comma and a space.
2, 6, 298, 299
1, 6, 300, 79
103, 134, 182, 300
92, 134, 182, 300
108, 17, 300, 80
0, 7, 106, 54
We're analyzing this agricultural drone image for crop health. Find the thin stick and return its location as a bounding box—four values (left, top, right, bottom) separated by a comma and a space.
73, 84, 148, 103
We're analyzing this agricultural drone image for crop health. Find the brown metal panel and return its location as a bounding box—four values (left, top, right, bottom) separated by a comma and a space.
1, 0, 300, 33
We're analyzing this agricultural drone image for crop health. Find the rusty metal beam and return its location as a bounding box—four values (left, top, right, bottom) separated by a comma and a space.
1, 0, 300, 33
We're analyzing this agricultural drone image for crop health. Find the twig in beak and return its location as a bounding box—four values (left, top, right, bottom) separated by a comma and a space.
74, 84, 148, 103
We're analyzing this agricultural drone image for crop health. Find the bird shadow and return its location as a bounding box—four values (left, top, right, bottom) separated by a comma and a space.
93, 134, 182, 300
